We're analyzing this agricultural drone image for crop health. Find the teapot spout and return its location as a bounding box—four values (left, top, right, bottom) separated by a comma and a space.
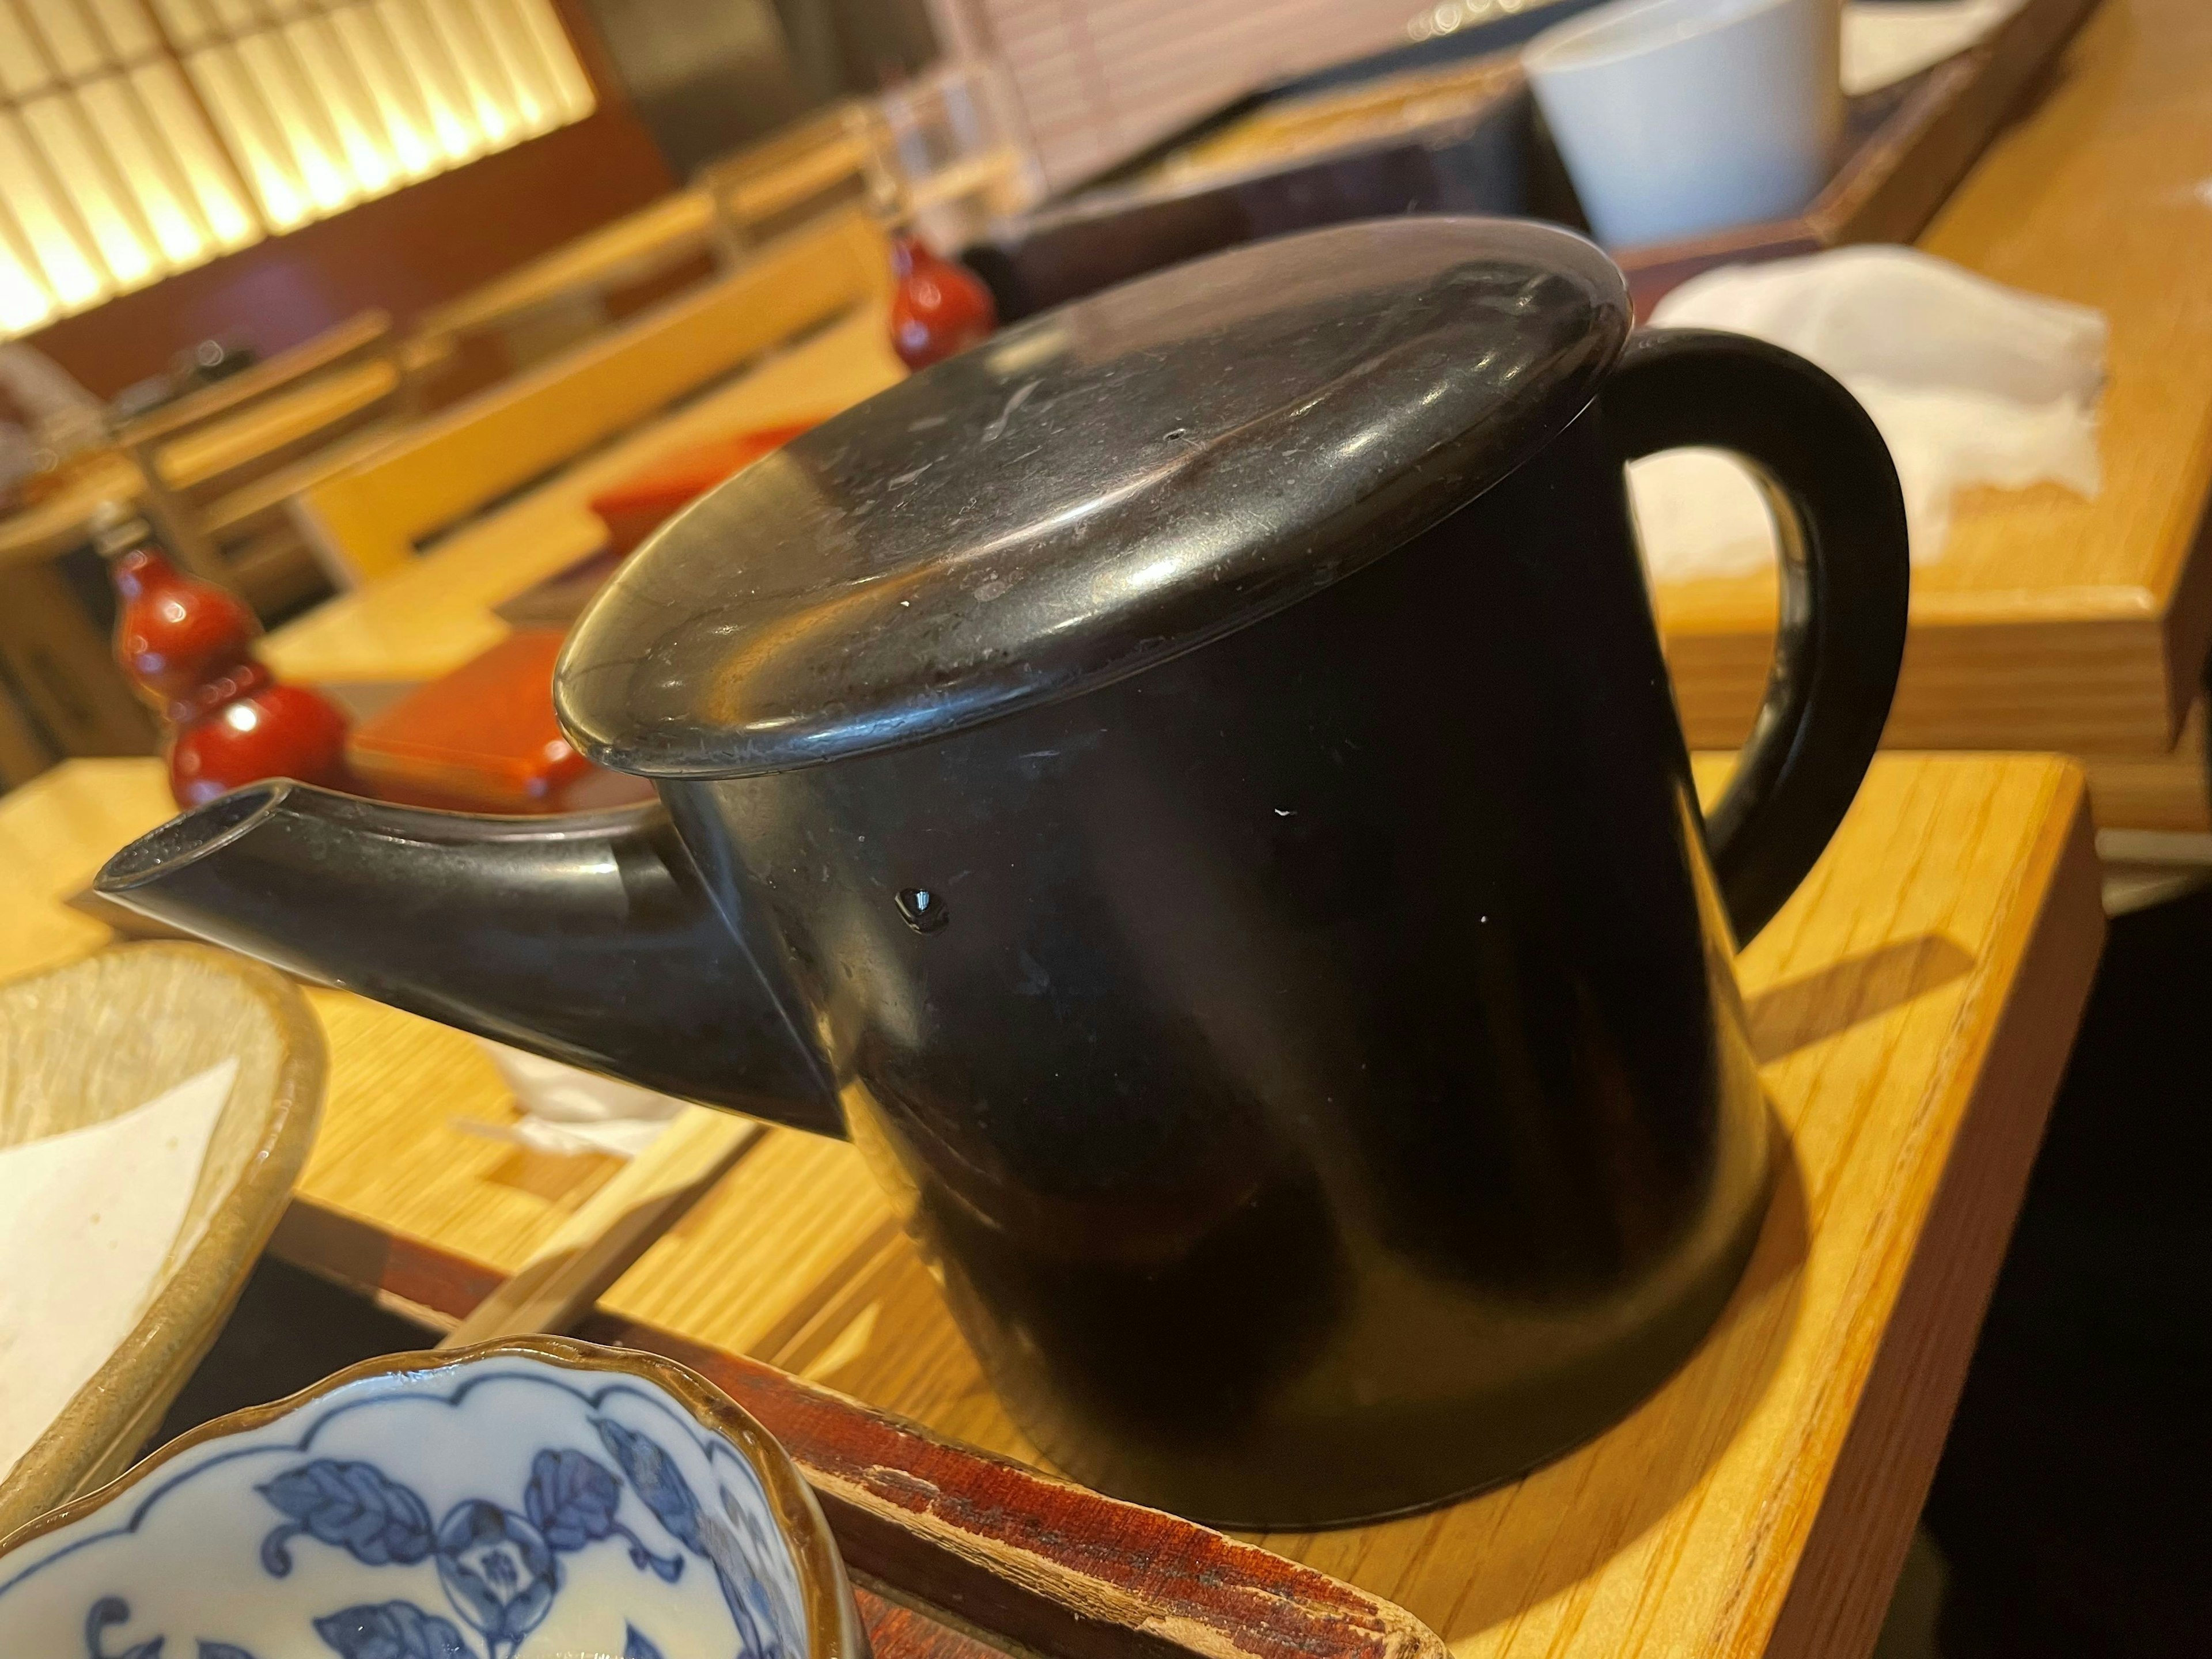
95, 782, 842, 1134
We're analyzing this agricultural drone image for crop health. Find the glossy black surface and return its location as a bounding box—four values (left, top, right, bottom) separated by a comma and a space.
96, 784, 841, 1132
100, 222, 1910, 1527
666, 407, 1777, 1523
964, 95, 1528, 323
557, 217, 1630, 778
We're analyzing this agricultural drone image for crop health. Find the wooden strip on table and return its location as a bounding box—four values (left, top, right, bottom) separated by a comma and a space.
586, 1322, 1455, 1659
282, 991, 623, 1275
437, 1103, 763, 1347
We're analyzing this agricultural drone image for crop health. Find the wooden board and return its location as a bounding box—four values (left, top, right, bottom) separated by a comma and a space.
1657, 0, 2212, 760
0, 751, 2106, 1659
412, 191, 718, 347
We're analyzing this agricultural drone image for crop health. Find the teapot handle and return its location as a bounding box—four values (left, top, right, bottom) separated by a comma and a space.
1603, 327, 1911, 943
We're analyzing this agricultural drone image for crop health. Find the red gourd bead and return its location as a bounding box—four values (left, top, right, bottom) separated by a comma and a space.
99, 509, 355, 808
889, 233, 997, 370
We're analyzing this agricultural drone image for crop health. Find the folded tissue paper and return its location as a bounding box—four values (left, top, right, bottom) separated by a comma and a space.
1843, 0, 2028, 97
1628, 245, 2107, 582
463, 1040, 685, 1159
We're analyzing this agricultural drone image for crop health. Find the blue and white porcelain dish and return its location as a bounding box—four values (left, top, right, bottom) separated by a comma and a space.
0, 1337, 866, 1659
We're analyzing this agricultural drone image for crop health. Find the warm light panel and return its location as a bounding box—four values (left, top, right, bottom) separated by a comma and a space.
1, 0, 595, 339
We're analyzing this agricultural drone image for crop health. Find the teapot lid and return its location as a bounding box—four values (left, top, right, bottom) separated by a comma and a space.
558, 216, 1629, 778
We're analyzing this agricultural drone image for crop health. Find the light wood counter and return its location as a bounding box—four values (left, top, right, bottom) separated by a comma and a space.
1659, 0, 2212, 760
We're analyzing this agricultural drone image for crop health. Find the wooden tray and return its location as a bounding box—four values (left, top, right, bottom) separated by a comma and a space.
971, 0, 2101, 320
1611, 0, 2104, 310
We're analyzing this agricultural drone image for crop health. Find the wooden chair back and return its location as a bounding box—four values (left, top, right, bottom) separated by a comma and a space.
700, 102, 900, 257
115, 311, 411, 613
406, 193, 722, 406
292, 206, 887, 588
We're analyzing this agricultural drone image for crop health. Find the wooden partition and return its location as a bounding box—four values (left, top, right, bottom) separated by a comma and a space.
290, 207, 888, 587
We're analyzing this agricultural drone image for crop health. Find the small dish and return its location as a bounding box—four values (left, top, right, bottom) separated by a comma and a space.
0, 1336, 866, 1659
0, 941, 325, 1537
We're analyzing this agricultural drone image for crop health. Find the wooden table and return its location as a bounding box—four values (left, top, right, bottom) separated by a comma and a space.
0, 453, 141, 569
1658, 0, 2212, 785
0, 454, 155, 763
0, 748, 2105, 1659
260, 304, 906, 690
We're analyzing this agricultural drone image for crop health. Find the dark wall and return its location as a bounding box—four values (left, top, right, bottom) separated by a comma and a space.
24, 0, 676, 399
581, 0, 941, 180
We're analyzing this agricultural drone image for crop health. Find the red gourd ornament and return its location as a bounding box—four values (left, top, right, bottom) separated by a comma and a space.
889, 232, 997, 370
96, 506, 354, 808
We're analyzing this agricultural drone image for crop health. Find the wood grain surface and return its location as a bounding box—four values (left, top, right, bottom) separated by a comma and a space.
0, 751, 2099, 1658
1657, 0, 2212, 759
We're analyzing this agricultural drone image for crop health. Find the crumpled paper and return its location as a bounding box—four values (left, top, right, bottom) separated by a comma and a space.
1628, 245, 2107, 582
1843, 0, 2027, 96
459, 1040, 684, 1158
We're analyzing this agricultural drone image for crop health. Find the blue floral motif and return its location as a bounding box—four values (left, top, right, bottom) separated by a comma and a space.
85, 1597, 164, 1659
257, 1462, 435, 1575
594, 1418, 790, 1659
312, 1600, 474, 1659
525, 1448, 683, 1581
47, 1374, 801, 1659
82, 1597, 260, 1659
433, 1502, 558, 1654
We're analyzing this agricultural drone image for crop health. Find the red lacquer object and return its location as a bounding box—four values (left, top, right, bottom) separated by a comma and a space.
587, 418, 824, 556
889, 233, 997, 370
99, 509, 355, 808
349, 627, 654, 814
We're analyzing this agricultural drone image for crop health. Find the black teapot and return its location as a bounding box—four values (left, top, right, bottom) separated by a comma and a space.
100, 218, 1908, 1527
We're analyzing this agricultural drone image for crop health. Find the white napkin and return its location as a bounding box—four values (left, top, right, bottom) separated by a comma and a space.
1843, 0, 2027, 96
1629, 245, 2106, 581
458, 1040, 684, 1159
0, 1058, 236, 1482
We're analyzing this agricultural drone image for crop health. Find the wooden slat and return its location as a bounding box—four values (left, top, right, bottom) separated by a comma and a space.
413, 192, 718, 345
262, 302, 905, 687
112, 311, 395, 450
289, 207, 889, 586
436, 1103, 762, 1347
0, 454, 145, 570
155, 359, 403, 498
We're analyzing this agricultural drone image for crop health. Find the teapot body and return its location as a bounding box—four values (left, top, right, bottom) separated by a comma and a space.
662, 406, 1770, 1525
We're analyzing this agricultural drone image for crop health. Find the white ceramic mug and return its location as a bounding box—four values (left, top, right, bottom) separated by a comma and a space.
1524, 0, 1842, 247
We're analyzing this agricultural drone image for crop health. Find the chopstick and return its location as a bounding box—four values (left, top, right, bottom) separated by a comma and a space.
438, 1103, 761, 1347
